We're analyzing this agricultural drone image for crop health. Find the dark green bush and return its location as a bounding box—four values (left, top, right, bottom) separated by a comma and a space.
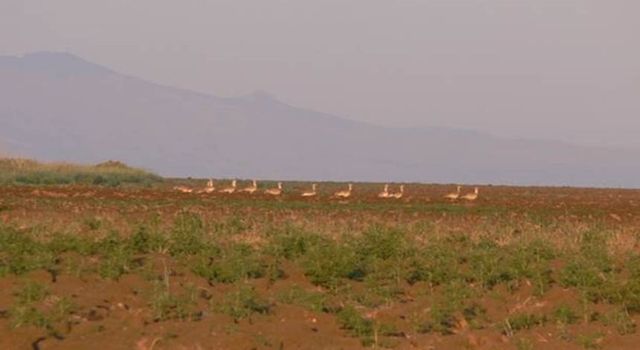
192, 243, 265, 283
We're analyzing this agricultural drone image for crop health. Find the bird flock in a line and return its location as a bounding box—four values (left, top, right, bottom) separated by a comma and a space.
173, 180, 480, 201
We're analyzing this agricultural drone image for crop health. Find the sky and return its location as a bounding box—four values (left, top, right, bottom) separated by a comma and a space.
2, 0, 639, 149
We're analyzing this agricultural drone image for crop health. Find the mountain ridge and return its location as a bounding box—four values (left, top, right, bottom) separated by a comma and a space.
1, 52, 639, 187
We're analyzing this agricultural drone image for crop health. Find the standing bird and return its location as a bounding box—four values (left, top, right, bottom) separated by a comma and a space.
378, 184, 391, 198
391, 185, 405, 199
240, 180, 258, 194
265, 182, 283, 196
301, 183, 318, 197
333, 184, 353, 198
198, 179, 215, 194
461, 187, 479, 201
219, 180, 237, 194
444, 185, 462, 201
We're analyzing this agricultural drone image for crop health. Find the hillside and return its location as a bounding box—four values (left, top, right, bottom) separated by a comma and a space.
0, 158, 160, 186
1, 52, 639, 187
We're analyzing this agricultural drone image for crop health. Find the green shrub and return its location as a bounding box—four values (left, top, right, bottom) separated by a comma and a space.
83, 217, 103, 231
505, 313, 547, 333
264, 226, 322, 260
428, 304, 458, 335
467, 239, 514, 290
0, 158, 161, 186
0, 227, 56, 276
214, 285, 271, 321
354, 226, 409, 262
337, 304, 400, 347
15, 282, 49, 305
192, 243, 265, 283
212, 216, 249, 236
560, 231, 616, 303
301, 237, 360, 290
46, 233, 94, 255
10, 304, 48, 329
169, 212, 205, 256
9, 282, 74, 337
603, 308, 636, 335
576, 332, 603, 350
426, 282, 476, 335
336, 306, 374, 342
508, 239, 556, 295
276, 285, 327, 313
150, 282, 198, 322
407, 240, 460, 286
129, 225, 167, 254
354, 226, 413, 297
95, 232, 135, 279
553, 305, 578, 325
617, 255, 640, 313
462, 303, 488, 330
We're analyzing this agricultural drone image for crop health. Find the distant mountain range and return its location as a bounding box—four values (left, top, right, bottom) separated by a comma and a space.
1, 52, 639, 187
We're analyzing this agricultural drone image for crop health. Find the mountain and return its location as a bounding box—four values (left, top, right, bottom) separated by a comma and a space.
1, 51, 639, 187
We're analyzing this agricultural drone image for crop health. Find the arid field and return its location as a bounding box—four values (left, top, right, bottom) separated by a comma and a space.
1, 180, 640, 350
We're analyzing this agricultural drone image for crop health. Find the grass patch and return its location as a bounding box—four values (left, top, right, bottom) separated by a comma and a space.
9, 282, 75, 337
213, 285, 271, 321
276, 285, 327, 313
0, 158, 161, 186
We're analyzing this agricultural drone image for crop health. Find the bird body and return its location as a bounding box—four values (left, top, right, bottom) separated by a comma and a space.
265, 182, 283, 196
378, 184, 390, 198
391, 185, 404, 199
240, 180, 258, 194
444, 186, 462, 200
301, 183, 318, 197
461, 187, 479, 201
333, 184, 353, 198
198, 179, 215, 193
219, 180, 237, 194
174, 186, 193, 193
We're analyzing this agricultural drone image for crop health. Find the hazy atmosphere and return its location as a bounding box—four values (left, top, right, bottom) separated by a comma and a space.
2, 1, 640, 186
2, 0, 639, 148
5, 4, 640, 350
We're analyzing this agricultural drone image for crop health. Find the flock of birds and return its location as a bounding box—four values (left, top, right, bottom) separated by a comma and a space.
173, 180, 480, 201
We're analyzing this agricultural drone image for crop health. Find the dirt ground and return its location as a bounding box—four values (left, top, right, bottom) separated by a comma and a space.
0, 182, 639, 349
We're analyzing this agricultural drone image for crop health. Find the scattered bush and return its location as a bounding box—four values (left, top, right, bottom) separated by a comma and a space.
276, 285, 327, 313
603, 308, 636, 335
193, 243, 265, 283
0, 158, 161, 186
504, 313, 548, 333
150, 282, 199, 322
214, 285, 271, 321
553, 304, 579, 325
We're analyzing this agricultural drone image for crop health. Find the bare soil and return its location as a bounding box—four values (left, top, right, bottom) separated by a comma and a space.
0, 182, 639, 349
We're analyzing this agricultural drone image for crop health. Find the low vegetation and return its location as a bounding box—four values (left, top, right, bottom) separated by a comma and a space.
0, 158, 160, 186
0, 183, 638, 349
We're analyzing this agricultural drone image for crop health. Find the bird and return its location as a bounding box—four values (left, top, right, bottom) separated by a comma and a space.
265, 182, 283, 196
444, 185, 462, 200
239, 180, 258, 194
333, 183, 353, 198
378, 184, 391, 198
198, 179, 215, 194
461, 187, 479, 201
391, 185, 405, 199
173, 186, 193, 193
219, 180, 237, 194
301, 183, 318, 197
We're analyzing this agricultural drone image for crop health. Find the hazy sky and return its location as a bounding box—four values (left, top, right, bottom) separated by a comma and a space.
2, 1, 639, 148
